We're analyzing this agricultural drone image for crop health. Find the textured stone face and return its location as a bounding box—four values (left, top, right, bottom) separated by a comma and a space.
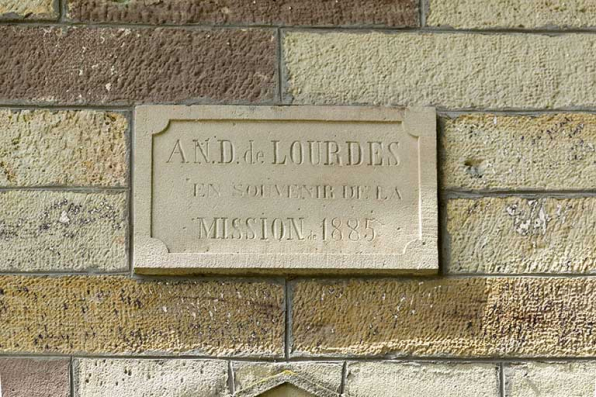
0, 358, 70, 397
446, 197, 596, 274
0, 26, 277, 105
233, 362, 343, 393
0, 276, 284, 355
345, 362, 499, 397
0, 191, 127, 272
0, 109, 127, 187
67, 0, 418, 27
0, 0, 56, 20
74, 359, 229, 397
283, 32, 596, 109
441, 114, 596, 190
504, 362, 596, 396
292, 278, 596, 357
428, 0, 596, 29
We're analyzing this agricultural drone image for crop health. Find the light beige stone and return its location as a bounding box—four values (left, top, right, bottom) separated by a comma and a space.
0, 190, 127, 272
233, 362, 343, 394
0, 0, 56, 19
283, 32, 596, 109
504, 362, 596, 397
134, 105, 437, 274
428, 0, 596, 29
74, 359, 229, 397
0, 109, 127, 187
441, 114, 596, 190
446, 197, 596, 274
345, 362, 499, 397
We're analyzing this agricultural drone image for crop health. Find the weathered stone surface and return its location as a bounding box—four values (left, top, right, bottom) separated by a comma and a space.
0, 358, 69, 397
0, 191, 127, 272
233, 362, 343, 393
446, 197, 596, 274
441, 114, 596, 190
0, 276, 283, 356
428, 0, 596, 29
345, 362, 499, 397
74, 359, 228, 397
283, 32, 596, 109
292, 278, 596, 357
0, 26, 276, 105
0, 109, 127, 187
504, 362, 596, 396
67, 0, 418, 27
0, 0, 56, 20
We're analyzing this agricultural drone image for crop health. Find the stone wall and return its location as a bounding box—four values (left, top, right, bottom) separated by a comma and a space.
0, 0, 595, 396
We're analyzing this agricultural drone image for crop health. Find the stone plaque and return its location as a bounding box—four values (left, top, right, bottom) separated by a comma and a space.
134, 106, 437, 274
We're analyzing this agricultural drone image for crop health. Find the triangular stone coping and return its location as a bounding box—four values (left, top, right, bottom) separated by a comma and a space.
233, 370, 340, 397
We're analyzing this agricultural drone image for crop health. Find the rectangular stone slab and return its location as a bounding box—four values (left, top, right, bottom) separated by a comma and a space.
133, 106, 437, 274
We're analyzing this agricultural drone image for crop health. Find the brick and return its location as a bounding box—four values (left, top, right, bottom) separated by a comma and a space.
0, 191, 127, 272
428, 0, 596, 30
0, 26, 276, 105
345, 362, 499, 397
0, 275, 283, 356
504, 362, 596, 397
446, 197, 596, 274
0, 358, 69, 397
283, 32, 596, 109
0, 109, 127, 187
0, 0, 57, 20
67, 0, 418, 27
291, 278, 596, 357
233, 362, 343, 394
441, 114, 596, 190
74, 359, 228, 397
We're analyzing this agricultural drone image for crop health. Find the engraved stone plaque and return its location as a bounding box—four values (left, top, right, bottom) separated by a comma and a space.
134, 106, 437, 274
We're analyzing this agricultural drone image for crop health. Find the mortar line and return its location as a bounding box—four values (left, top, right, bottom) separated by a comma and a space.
276, 28, 283, 105
0, 104, 132, 111
128, 107, 135, 278
284, 279, 292, 360
58, 0, 65, 23
500, 363, 506, 397
0, 271, 131, 276
419, 0, 427, 27
0, 186, 128, 192
70, 356, 75, 397
442, 190, 596, 198
339, 361, 348, 395
227, 360, 235, 395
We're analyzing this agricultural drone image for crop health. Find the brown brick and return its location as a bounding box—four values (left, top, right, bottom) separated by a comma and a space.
0, 26, 276, 105
0, 276, 284, 356
292, 278, 596, 357
66, 0, 418, 27
0, 358, 69, 397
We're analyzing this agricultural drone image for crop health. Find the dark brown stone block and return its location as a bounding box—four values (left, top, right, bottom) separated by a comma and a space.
0, 358, 70, 397
0, 26, 276, 105
66, 0, 419, 27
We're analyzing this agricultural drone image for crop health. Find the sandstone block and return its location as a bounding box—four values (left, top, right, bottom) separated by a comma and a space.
0, 0, 56, 20
0, 358, 69, 397
428, 0, 596, 29
446, 197, 596, 274
67, 0, 418, 27
0, 109, 127, 187
441, 114, 596, 190
74, 359, 228, 397
292, 278, 596, 357
0, 190, 127, 272
283, 32, 596, 109
0, 276, 284, 356
345, 362, 499, 397
0, 26, 276, 105
504, 362, 596, 396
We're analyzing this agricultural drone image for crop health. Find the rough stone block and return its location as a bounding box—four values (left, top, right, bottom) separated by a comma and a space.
74, 359, 228, 397
345, 362, 499, 397
428, 0, 596, 30
0, 0, 57, 20
504, 362, 596, 396
0, 190, 127, 272
292, 278, 596, 357
0, 26, 276, 105
441, 114, 596, 190
0, 276, 284, 356
0, 109, 127, 187
446, 197, 596, 274
283, 32, 596, 109
0, 358, 69, 397
67, 0, 418, 27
